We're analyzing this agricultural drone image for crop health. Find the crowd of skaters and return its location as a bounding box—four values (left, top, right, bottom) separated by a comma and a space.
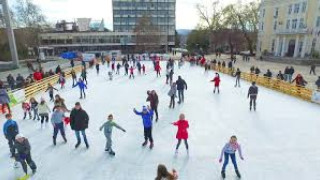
1, 55, 248, 179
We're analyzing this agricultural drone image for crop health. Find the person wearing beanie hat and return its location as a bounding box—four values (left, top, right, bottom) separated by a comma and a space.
99, 114, 126, 156
133, 106, 154, 149
70, 102, 90, 149
14, 134, 37, 177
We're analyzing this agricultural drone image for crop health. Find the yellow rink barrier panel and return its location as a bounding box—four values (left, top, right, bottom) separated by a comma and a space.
207, 64, 313, 102
24, 65, 83, 99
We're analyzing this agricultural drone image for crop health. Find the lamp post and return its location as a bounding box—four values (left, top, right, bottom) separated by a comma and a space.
1, 0, 19, 68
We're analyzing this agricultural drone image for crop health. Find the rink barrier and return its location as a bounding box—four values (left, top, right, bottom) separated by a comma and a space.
208, 64, 313, 102
23, 65, 83, 99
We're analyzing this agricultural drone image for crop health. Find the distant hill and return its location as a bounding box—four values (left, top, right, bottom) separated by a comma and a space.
177, 29, 192, 36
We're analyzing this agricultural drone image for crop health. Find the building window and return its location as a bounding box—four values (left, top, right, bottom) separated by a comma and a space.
274, 7, 279, 18
274, 21, 278, 30
271, 39, 275, 52
288, 4, 292, 14
302, 2, 307, 13
317, 16, 320, 27
294, 3, 300, 13
292, 19, 297, 29
299, 18, 304, 28
286, 20, 291, 29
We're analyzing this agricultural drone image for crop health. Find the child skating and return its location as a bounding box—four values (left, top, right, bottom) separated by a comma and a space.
211, 73, 221, 94
142, 64, 146, 75
73, 78, 87, 99
172, 113, 189, 155
129, 66, 135, 79
219, 135, 244, 179
22, 101, 32, 120
99, 114, 126, 156
116, 63, 121, 75
45, 83, 58, 102
38, 98, 51, 128
108, 71, 113, 80
14, 134, 37, 180
133, 106, 154, 149
3, 113, 19, 158
58, 73, 66, 89
248, 81, 258, 111
30, 97, 40, 120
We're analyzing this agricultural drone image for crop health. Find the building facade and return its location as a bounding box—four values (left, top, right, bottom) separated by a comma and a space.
257, 0, 320, 59
112, 0, 176, 44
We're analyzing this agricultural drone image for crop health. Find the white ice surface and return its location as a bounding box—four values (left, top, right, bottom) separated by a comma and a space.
1, 62, 320, 180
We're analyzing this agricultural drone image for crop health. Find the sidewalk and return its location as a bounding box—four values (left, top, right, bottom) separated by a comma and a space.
205, 54, 319, 90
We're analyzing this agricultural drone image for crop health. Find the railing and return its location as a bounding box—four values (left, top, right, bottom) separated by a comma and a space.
24, 65, 83, 99
209, 64, 313, 102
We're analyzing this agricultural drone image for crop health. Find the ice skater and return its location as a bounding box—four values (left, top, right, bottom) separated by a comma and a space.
96, 62, 100, 75
211, 73, 221, 93
172, 113, 189, 155
133, 106, 154, 149
3, 113, 19, 157
142, 64, 146, 75
73, 78, 87, 99
168, 82, 177, 109
108, 71, 113, 80
99, 114, 126, 156
70, 102, 90, 149
111, 63, 115, 73
146, 90, 159, 122
22, 101, 32, 120
51, 106, 67, 145
234, 68, 241, 87
81, 69, 88, 85
155, 63, 161, 77
71, 69, 77, 87
38, 98, 51, 128
45, 83, 58, 102
176, 76, 187, 104
248, 81, 258, 111
116, 63, 121, 75
58, 73, 66, 89
155, 164, 178, 180
129, 66, 135, 79
14, 134, 37, 179
30, 97, 40, 120
219, 135, 244, 179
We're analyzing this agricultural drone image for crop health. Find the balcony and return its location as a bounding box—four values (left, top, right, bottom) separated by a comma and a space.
276, 28, 308, 35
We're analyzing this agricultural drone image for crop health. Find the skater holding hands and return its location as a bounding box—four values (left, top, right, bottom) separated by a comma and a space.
219, 135, 244, 179
133, 106, 154, 149
172, 113, 189, 155
99, 114, 126, 156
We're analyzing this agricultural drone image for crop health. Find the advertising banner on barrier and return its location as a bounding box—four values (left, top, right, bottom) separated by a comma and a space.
10, 89, 26, 106
311, 91, 320, 104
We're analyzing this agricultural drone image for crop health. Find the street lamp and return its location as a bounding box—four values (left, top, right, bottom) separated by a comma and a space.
1, 0, 19, 68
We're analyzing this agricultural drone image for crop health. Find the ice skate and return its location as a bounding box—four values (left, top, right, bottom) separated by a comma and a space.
221, 171, 226, 179
109, 151, 115, 156
149, 142, 154, 149
142, 141, 148, 147
235, 170, 241, 178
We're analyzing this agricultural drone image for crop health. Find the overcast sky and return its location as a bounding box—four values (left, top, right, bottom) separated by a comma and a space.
8, 0, 257, 30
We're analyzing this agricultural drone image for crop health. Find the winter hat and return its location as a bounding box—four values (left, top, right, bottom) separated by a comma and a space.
142, 106, 148, 111
15, 134, 24, 140
108, 114, 113, 119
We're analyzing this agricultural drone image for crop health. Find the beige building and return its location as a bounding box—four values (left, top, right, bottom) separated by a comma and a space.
257, 0, 320, 59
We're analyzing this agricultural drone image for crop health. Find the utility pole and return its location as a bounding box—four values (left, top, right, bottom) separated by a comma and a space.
1, 0, 19, 68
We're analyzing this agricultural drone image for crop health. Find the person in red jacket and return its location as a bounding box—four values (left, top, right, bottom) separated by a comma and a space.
142, 64, 146, 75
200, 56, 206, 66
111, 63, 115, 73
172, 113, 189, 155
129, 66, 135, 79
155, 64, 161, 77
211, 73, 221, 93
33, 70, 43, 81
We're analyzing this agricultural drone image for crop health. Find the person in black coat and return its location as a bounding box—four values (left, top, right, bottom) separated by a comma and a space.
146, 90, 159, 122
70, 102, 89, 148
176, 76, 188, 104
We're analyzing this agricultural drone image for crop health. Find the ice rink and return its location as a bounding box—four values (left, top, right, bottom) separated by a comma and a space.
1, 61, 320, 180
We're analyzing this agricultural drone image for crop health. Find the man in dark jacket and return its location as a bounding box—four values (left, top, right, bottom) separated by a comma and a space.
3, 113, 19, 157
70, 102, 89, 148
16, 74, 25, 88
14, 134, 37, 176
248, 82, 259, 111
316, 76, 320, 90
146, 90, 159, 122
7, 74, 15, 90
176, 76, 188, 104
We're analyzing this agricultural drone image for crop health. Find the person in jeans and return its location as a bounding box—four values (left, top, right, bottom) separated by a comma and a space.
51, 106, 67, 145
38, 98, 51, 128
168, 82, 177, 109
3, 113, 19, 157
248, 81, 259, 111
175, 76, 187, 104
133, 106, 154, 149
70, 102, 89, 148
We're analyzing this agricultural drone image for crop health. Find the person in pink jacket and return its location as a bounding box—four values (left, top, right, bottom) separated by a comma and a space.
172, 113, 189, 155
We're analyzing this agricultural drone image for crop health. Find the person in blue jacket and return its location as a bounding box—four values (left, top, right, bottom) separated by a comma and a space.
73, 78, 87, 99
133, 106, 154, 149
3, 113, 19, 157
